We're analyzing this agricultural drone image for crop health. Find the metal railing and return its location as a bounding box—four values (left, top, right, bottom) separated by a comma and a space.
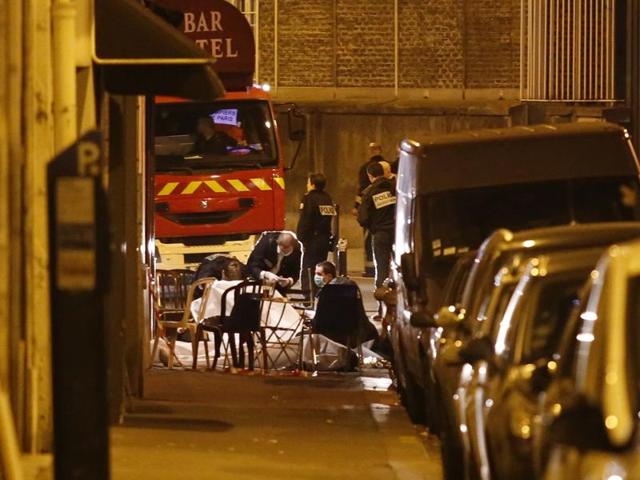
521, 0, 618, 102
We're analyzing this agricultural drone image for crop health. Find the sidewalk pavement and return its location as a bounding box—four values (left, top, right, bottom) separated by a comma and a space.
111, 370, 442, 480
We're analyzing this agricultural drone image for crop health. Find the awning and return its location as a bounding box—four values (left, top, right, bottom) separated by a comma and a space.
94, 0, 225, 101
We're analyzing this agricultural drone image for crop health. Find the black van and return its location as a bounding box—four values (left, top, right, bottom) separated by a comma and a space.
391, 122, 640, 425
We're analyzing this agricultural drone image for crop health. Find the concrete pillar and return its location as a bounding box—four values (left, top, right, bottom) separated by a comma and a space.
24, 0, 54, 453
6, 0, 26, 447
52, 0, 77, 152
0, 0, 10, 394
629, 0, 640, 154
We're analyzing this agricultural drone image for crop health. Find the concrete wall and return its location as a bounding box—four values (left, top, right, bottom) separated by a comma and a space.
278, 102, 516, 247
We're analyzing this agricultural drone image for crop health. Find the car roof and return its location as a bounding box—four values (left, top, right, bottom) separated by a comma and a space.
461, 222, 640, 312
397, 122, 639, 195
472, 248, 602, 341
489, 222, 640, 255
530, 247, 606, 277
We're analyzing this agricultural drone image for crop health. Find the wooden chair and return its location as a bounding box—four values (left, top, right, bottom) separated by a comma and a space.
150, 276, 215, 369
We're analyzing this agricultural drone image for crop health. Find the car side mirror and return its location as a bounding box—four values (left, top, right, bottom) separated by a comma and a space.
548, 394, 611, 451
276, 103, 307, 171
510, 361, 554, 393
459, 336, 493, 364
287, 107, 306, 142
410, 311, 437, 328
435, 306, 464, 329
400, 252, 419, 292
530, 361, 555, 393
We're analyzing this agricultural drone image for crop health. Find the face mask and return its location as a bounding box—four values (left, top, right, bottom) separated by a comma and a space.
314, 274, 326, 288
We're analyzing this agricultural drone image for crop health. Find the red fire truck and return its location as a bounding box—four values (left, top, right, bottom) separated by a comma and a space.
151, 0, 298, 268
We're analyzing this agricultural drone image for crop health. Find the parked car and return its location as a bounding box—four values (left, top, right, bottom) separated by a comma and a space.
535, 239, 640, 480
392, 122, 640, 436
457, 257, 523, 480
417, 251, 476, 434
432, 223, 640, 479
478, 247, 604, 480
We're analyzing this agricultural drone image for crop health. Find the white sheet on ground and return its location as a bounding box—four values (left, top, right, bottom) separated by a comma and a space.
150, 336, 381, 371
150, 280, 382, 370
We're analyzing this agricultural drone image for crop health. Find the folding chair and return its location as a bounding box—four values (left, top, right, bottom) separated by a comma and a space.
150, 269, 191, 367
195, 280, 267, 371
254, 290, 307, 371
300, 283, 365, 372
150, 276, 215, 369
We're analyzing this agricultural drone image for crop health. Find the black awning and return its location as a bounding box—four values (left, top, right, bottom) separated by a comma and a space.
94, 0, 225, 101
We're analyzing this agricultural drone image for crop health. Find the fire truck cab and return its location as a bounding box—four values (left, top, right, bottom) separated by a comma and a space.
150, 0, 293, 268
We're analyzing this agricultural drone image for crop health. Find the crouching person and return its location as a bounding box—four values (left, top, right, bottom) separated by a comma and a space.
246, 231, 302, 294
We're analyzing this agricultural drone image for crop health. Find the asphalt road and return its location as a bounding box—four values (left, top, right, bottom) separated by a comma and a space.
111, 369, 443, 479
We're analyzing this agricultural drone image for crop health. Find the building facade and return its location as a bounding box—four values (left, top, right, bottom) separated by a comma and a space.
0, 1, 638, 478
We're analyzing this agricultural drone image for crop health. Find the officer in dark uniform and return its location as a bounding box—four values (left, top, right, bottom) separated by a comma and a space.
297, 173, 336, 297
354, 153, 385, 277
357, 162, 396, 288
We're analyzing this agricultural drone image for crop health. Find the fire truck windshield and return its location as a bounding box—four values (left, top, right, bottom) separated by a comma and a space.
154, 100, 277, 172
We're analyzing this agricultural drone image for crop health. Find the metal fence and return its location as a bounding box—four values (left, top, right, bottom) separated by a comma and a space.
521, 0, 618, 102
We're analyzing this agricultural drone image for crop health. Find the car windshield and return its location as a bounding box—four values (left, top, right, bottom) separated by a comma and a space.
417, 177, 639, 265
154, 100, 277, 173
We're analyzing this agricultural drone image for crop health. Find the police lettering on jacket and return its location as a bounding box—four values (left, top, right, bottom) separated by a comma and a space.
296, 189, 336, 243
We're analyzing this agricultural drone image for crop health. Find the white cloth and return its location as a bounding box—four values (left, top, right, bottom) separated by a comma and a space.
181, 280, 382, 371
300, 335, 380, 370
190, 280, 301, 331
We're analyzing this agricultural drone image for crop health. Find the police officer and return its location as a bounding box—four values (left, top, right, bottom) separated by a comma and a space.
297, 173, 336, 297
357, 162, 396, 288
354, 153, 385, 277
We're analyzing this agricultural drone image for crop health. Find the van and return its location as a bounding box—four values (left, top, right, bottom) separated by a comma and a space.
391, 122, 640, 425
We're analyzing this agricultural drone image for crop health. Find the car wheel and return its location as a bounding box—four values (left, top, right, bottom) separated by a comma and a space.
420, 349, 441, 435
440, 405, 465, 480
400, 369, 427, 425
440, 429, 464, 480
392, 336, 427, 425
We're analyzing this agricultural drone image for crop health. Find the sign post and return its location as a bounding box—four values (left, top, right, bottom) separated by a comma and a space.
48, 131, 109, 480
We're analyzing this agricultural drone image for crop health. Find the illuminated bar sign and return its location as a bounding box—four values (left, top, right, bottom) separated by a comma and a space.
155, 0, 256, 90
